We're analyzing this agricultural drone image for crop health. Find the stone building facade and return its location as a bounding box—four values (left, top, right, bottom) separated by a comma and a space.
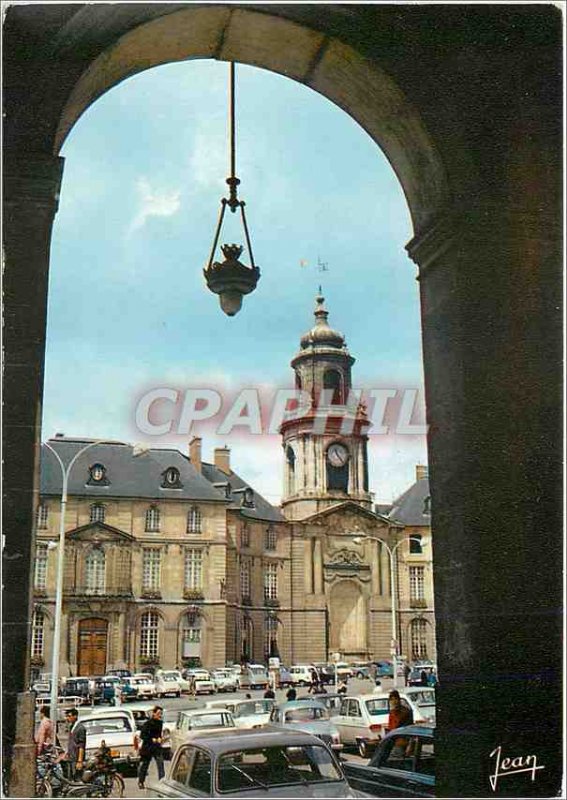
31, 296, 434, 678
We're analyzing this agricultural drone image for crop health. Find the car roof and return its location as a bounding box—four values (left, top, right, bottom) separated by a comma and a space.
276, 700, 327, 710
384, 724, 435, 738
174, 726, 328, 754
180, 708, 233, 717
87, 709, 134, 718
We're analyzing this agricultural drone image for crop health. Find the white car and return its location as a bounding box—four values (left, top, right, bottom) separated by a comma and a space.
205, 698, 275, 729
211, 669, 237, 693
402, 686, 437, 724
289, 665, 316, 686
235, 664, 270, 690
77, 709, 139, 765
129, 675, 156, 699
154, 670, 182, 698
185, 669, 215, 695
170, 708, 235, 751
332, 691, 426, 758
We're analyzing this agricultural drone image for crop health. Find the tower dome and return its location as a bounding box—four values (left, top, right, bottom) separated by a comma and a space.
300, 291, 347, 351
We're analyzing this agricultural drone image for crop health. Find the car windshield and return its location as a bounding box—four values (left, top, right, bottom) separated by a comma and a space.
189, 713, 231, 729
284, 707, 328, 722
161, 672, 179, 681
365, 698, 390, 715
83, 717, 133, 733
408, 690, 436, 706
234, 701, 273, 717
217, 745, 341, 792
249, 667, 265, 676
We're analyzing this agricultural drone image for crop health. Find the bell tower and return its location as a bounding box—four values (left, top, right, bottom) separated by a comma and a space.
281, 291, 372, 520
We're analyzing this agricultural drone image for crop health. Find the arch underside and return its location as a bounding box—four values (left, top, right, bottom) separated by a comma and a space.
54, 6, 449, 233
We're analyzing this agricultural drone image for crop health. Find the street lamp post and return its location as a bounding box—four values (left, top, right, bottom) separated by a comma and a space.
43, 439, 129, 721
353, 533, 427, 689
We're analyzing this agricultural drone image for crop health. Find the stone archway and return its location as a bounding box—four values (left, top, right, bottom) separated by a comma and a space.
3, 6, 562, 798
329, 580, 366, 657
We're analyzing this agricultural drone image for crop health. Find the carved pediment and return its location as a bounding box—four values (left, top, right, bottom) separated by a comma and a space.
66, 521, 134, 544
303, 501, 392, 536
325, 548, 370, 571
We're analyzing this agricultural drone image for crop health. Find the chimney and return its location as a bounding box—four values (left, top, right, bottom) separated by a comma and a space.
189, 437, 202, 473
416, 464, 429, 481
214, 446, 231, 475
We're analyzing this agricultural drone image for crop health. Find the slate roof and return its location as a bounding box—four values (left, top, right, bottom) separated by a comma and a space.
200, 461, 286, 523
40, 438, 227, 502
387, 477, 431, 526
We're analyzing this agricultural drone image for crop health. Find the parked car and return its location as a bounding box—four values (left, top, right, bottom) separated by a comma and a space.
130, 674, 157, 699
206, 698, 275, 729
311, 693, 344, 715
170, 708, 236, 751
106, 669, 132, 680
76, 709, 139, 769
343, 724, 435, 797
119, 678, 139, 702
269, 700, 342, 752
61, 677, 91, 704
97, 677, 122, 704
373, 661, 394, 678
147, 727, 365, 797
350, 663, 373, 680
155, 670, 183, 698
332, 692, 425, 758
288, 665, 315, 686
184, 669, 215, 695
402, 687, 436, 724
313, 664, 336, 685
407, 667, 436, 687
235, 664, 270, 691
276, 666, 293, 688
211, 669, 237, 693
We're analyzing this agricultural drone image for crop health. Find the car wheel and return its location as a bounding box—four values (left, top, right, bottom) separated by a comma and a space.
358, 740, 371, 759
299, 680, 307, 687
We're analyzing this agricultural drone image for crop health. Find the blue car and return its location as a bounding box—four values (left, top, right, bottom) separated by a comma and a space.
343, 724, 435, 797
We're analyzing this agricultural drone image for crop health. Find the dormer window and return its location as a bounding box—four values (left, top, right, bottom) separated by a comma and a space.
410, 534, 423, 554
242, 488, 255, 509
423, 496, 431, 515
145, 505, 161, 532
225, 483, 232, 500
87, 463, 109, 486
162, 467, 182, 489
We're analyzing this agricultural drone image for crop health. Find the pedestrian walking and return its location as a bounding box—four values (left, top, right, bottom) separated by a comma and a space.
264, 687, 275, 699
308, 667, 319, 694
35, 705, 54, 756
137, 705, 165, 790
420, 669, 428, 686
63, 708, 86, 779
403, 663, 411, 686
337, 680, 348, 695
285, 686, 297, 702
427, 670, 438, 687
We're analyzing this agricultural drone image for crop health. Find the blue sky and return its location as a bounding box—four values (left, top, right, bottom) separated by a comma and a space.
43, 59, 427, 504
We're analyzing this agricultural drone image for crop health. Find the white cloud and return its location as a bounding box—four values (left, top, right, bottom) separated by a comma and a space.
129, 177, 181, 232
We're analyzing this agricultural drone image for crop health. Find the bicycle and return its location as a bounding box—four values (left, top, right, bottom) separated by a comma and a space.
36, 746, 105, 797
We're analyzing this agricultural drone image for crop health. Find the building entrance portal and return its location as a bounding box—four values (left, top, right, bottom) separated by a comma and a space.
329, 581, 366, 658
78, 617, 108, 676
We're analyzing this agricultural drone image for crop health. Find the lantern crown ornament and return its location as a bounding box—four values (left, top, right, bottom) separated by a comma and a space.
203, 63, 260, 316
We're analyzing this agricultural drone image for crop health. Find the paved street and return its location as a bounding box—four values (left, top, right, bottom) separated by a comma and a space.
106, 677, 395, 797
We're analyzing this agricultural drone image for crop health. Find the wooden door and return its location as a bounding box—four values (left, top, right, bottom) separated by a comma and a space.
78, 617, 108, 676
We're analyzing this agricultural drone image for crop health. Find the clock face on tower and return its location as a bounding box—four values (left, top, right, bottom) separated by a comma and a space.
327, 442, 349, 468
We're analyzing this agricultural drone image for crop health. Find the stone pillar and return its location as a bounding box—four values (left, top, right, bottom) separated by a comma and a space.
303, 538, 313, 595
407, 198, 562, 797
370, 540, 380, 596
2, 152, 64, 794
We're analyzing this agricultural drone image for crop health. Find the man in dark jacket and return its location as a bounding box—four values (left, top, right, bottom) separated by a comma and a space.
64, 708, 86, 779
137, 705, 165, 789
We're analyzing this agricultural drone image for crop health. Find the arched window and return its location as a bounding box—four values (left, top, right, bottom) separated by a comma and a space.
36, 503, 48, 529
181, 613, 202, 660
323, 369, 343, 405
31, 608, 45, 657
85, 548, 106, 594
140, 610, 160, 659
187, 506, 202, 534
90, 503, 106, 524
264, 615, 279, 660
410, 618, 428, 660
286, 446, 296, 495
145, 505, 160, 532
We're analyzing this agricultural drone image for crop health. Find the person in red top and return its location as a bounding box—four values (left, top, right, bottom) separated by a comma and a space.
35, 705, 54, 755
386, 690, 413, 758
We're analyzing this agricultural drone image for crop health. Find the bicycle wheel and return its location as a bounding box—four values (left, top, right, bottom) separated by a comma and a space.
35, 777, 53, 797
105, 772, 125, 798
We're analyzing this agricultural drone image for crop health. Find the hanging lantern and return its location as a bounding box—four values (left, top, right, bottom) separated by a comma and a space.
203, 63, 260, 316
